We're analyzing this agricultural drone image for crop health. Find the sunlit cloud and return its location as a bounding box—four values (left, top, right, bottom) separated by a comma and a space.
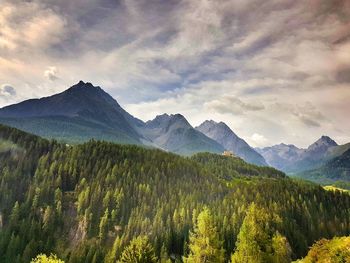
0, 0, 349, 147
44, 67, 59, 81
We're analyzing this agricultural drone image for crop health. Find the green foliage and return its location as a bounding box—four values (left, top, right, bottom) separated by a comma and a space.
297, 236, 350, 263
31, 254, 64, 263
332, 180, 350, 191
191, 152, 285, 180
118, 236, 158, 263
184, 207, 225, 263
271, 232, 292, 263
231, 203, 291, 263
0, 116, 141, 145
0, 124, 349, 262
296, 149, 350, 184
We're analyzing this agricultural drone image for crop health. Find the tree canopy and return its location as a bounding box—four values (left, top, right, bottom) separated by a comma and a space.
0, 124, 349, 262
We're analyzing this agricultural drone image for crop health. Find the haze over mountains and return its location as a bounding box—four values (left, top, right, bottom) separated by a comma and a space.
257, 136, 350, 176
0, 81, 349, 179
0, 81, 257, 161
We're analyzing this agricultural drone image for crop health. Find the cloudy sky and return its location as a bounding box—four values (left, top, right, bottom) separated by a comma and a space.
1, 0, 350, 148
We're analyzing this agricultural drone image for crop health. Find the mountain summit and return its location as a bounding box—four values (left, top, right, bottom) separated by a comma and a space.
257, 135, 349, 173
0, 82, 224, 156
0, 81, 144, 144
142, 114, 224, 155
196, 120, 267, 166
307, 136, 338, 152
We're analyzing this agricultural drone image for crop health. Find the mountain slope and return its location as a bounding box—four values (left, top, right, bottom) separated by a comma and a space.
142, 114, 224, 155
1, 123, 350, 262
296, 148, 350, 184
0, 82, 232, 155
196, 120, 267, 166
291, 136, 338, 172
191, 152, 284, 180
256, 143, 304, 171
257, 136, 350, 173
0, 81, 145, 144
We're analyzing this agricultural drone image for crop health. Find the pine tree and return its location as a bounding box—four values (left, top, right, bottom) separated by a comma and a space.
30, 254, 64, 263
99, 208, 109, 241
184, 207, 225, 263
106, 236, 123, 263
118, 236, 158, 263
231, 203, 270, 263
271, 232, 292, 263
9, 201, 20, 228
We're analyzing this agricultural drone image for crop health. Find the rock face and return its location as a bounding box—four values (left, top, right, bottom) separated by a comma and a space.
142, 114, 225, 156
196, 120, 267, 166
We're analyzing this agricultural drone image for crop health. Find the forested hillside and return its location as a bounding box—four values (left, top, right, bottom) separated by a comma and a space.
296, 149, 350, 185
0, 124, 349, 262
296, 236, 350, 262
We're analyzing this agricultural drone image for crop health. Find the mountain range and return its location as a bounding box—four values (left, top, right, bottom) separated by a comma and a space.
256, 136, 350, 181
296, 148, 350, 184
0, 81, 262, 163
1, 81, 349, 180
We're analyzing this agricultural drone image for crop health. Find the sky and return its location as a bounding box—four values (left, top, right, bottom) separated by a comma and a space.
0, 0, 350, 148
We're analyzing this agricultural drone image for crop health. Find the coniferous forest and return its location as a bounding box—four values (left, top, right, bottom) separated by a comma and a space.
0, 124, 350, 263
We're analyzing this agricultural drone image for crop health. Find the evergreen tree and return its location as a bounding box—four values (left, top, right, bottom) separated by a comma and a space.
99, 208, 109, 241
106, 236, 123, 263
118, 236, 158, 263
298, 236, 350, 262
0, 125, 350, 262
231, 203, 271, 263
271, 232, 292, 263
231, 203, 291, 263
30, 253, 64, 263
184, 207, 225, 263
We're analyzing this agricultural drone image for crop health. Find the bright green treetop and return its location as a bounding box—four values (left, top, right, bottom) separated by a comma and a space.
118, 236, 158, 263
297, 236, 350, 263
31, 254, 64, 263
184, 207, 225, 263
231, 203, 291, 263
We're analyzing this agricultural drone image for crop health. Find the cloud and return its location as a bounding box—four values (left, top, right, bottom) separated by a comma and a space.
298, 116, 321, 128
292, 102, 327, 128
205, 96, 265, 115
250, 133, 268, 147
0, 2, 68, 54
0, 84, 16, 96
0, 0, 350, 147
44, 67, 59, 81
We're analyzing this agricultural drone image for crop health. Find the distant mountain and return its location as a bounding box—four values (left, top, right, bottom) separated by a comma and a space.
296, 148, 350, 184
0, 81, 145, 144
255, 143, 303, 171
290, 136, 338, 172
257, 136, 350, 173
196, 120, 267, 166
142, 114, 224, 155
